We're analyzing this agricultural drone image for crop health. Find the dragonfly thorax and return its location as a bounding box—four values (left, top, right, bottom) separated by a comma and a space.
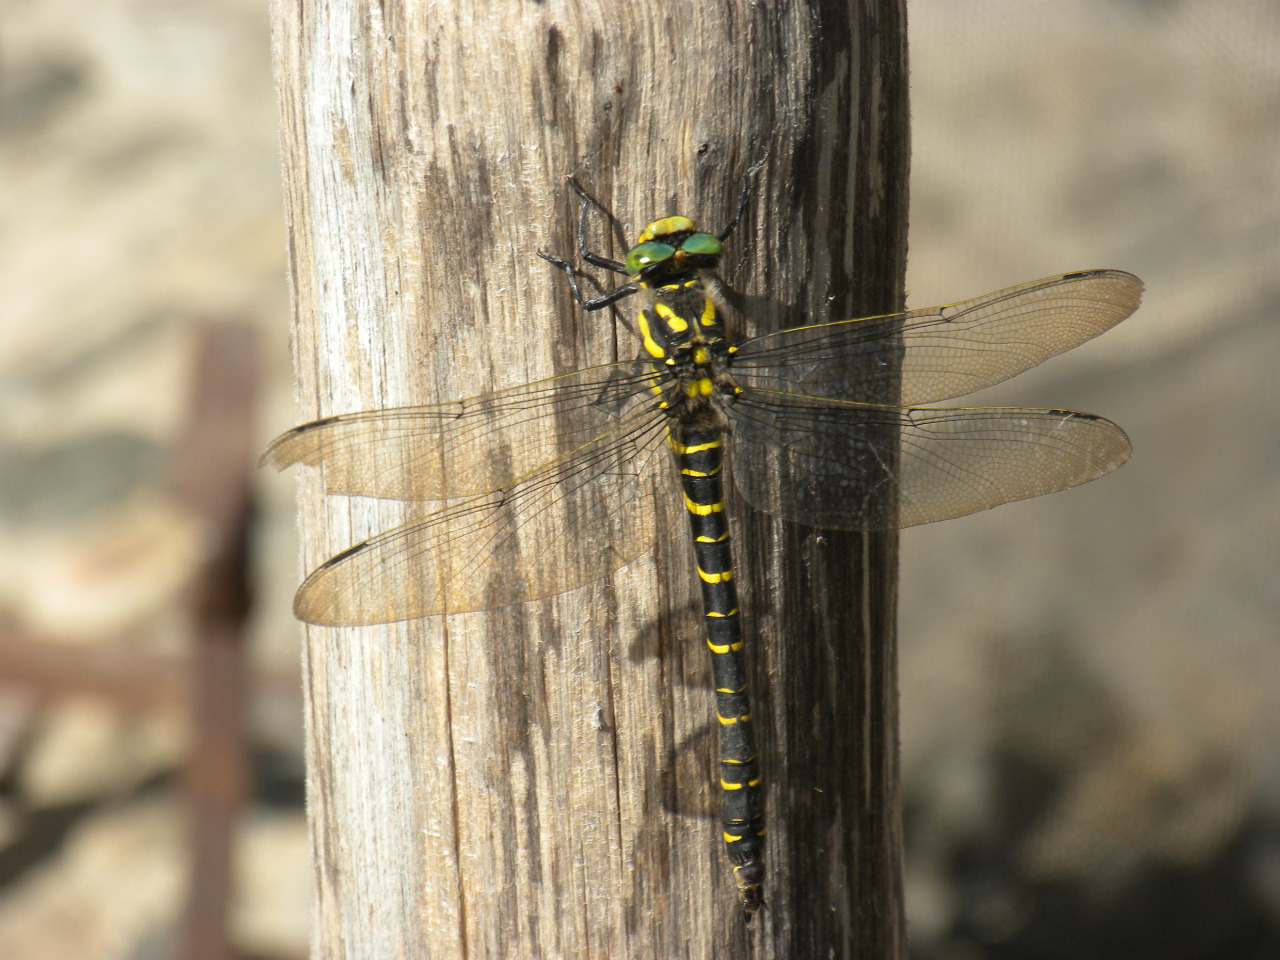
635, 263, 733, 358
662, 335, 741, 432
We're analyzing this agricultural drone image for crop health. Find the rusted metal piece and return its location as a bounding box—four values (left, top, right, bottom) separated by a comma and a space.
0, 318, 301, 958
0, 619, 187, 710
171, 320, 257, 960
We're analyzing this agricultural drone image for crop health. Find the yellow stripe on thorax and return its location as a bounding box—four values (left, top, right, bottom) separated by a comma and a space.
682, 377, 714, 398
653, 302, 688, 333
636, 310, 666, 359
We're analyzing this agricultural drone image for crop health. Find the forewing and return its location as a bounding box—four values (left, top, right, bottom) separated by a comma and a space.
728, 391, 1131, 529
261, 359, 663, 499
293, 416, 674, 625
730, 270, 1142, 405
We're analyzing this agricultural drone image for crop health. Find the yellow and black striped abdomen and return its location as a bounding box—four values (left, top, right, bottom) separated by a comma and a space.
669, 421, 765, 917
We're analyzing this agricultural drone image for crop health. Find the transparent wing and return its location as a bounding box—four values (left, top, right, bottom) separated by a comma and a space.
728, 391, 1131, 529
292, 415, 674, 625
730, 270, 1142, 406
261, 359, 664, 499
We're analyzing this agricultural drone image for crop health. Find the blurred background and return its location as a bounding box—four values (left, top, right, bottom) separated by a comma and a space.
0, 2, 1275, 958
901, 4, 1280, 959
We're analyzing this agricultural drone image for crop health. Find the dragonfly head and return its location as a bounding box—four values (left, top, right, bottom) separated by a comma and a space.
626, 216, 724, 280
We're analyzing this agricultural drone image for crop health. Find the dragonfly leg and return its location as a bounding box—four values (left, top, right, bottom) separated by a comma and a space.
540, 177, 639, 311
537, 249, 638, 311
716, 156, 767, 242
565, 177, 630, 275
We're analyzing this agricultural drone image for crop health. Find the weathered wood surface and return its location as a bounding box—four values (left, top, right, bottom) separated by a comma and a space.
271, 1, 909, 956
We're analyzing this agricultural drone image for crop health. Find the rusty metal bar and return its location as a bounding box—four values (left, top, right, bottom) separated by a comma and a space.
172, 320, 258, 960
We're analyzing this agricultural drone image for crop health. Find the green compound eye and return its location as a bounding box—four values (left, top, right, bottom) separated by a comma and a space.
625, 242, 676, 276
680, 233, 723, 257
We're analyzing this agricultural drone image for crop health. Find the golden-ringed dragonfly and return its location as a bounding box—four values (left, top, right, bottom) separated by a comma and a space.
263, 169, 1142, 922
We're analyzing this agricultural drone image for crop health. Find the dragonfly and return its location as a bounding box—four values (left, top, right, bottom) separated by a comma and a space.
263, 171, 1142, 921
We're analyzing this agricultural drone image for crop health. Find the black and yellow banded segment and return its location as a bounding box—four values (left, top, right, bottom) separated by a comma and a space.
670, 424, 765, 908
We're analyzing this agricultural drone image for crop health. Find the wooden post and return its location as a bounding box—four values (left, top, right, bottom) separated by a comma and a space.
271, 1, 908, 956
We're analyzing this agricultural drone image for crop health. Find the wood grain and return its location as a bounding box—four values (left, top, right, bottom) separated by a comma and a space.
271, 1, 909, 955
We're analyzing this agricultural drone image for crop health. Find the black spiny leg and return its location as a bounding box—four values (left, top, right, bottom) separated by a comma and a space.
566, 177, 629, 275
716, 156, 767, 242
538, 177, 639, 311
538, 249, 638, 311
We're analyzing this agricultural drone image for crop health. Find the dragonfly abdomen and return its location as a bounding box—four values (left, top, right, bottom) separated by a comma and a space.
670, 421, 765, 920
